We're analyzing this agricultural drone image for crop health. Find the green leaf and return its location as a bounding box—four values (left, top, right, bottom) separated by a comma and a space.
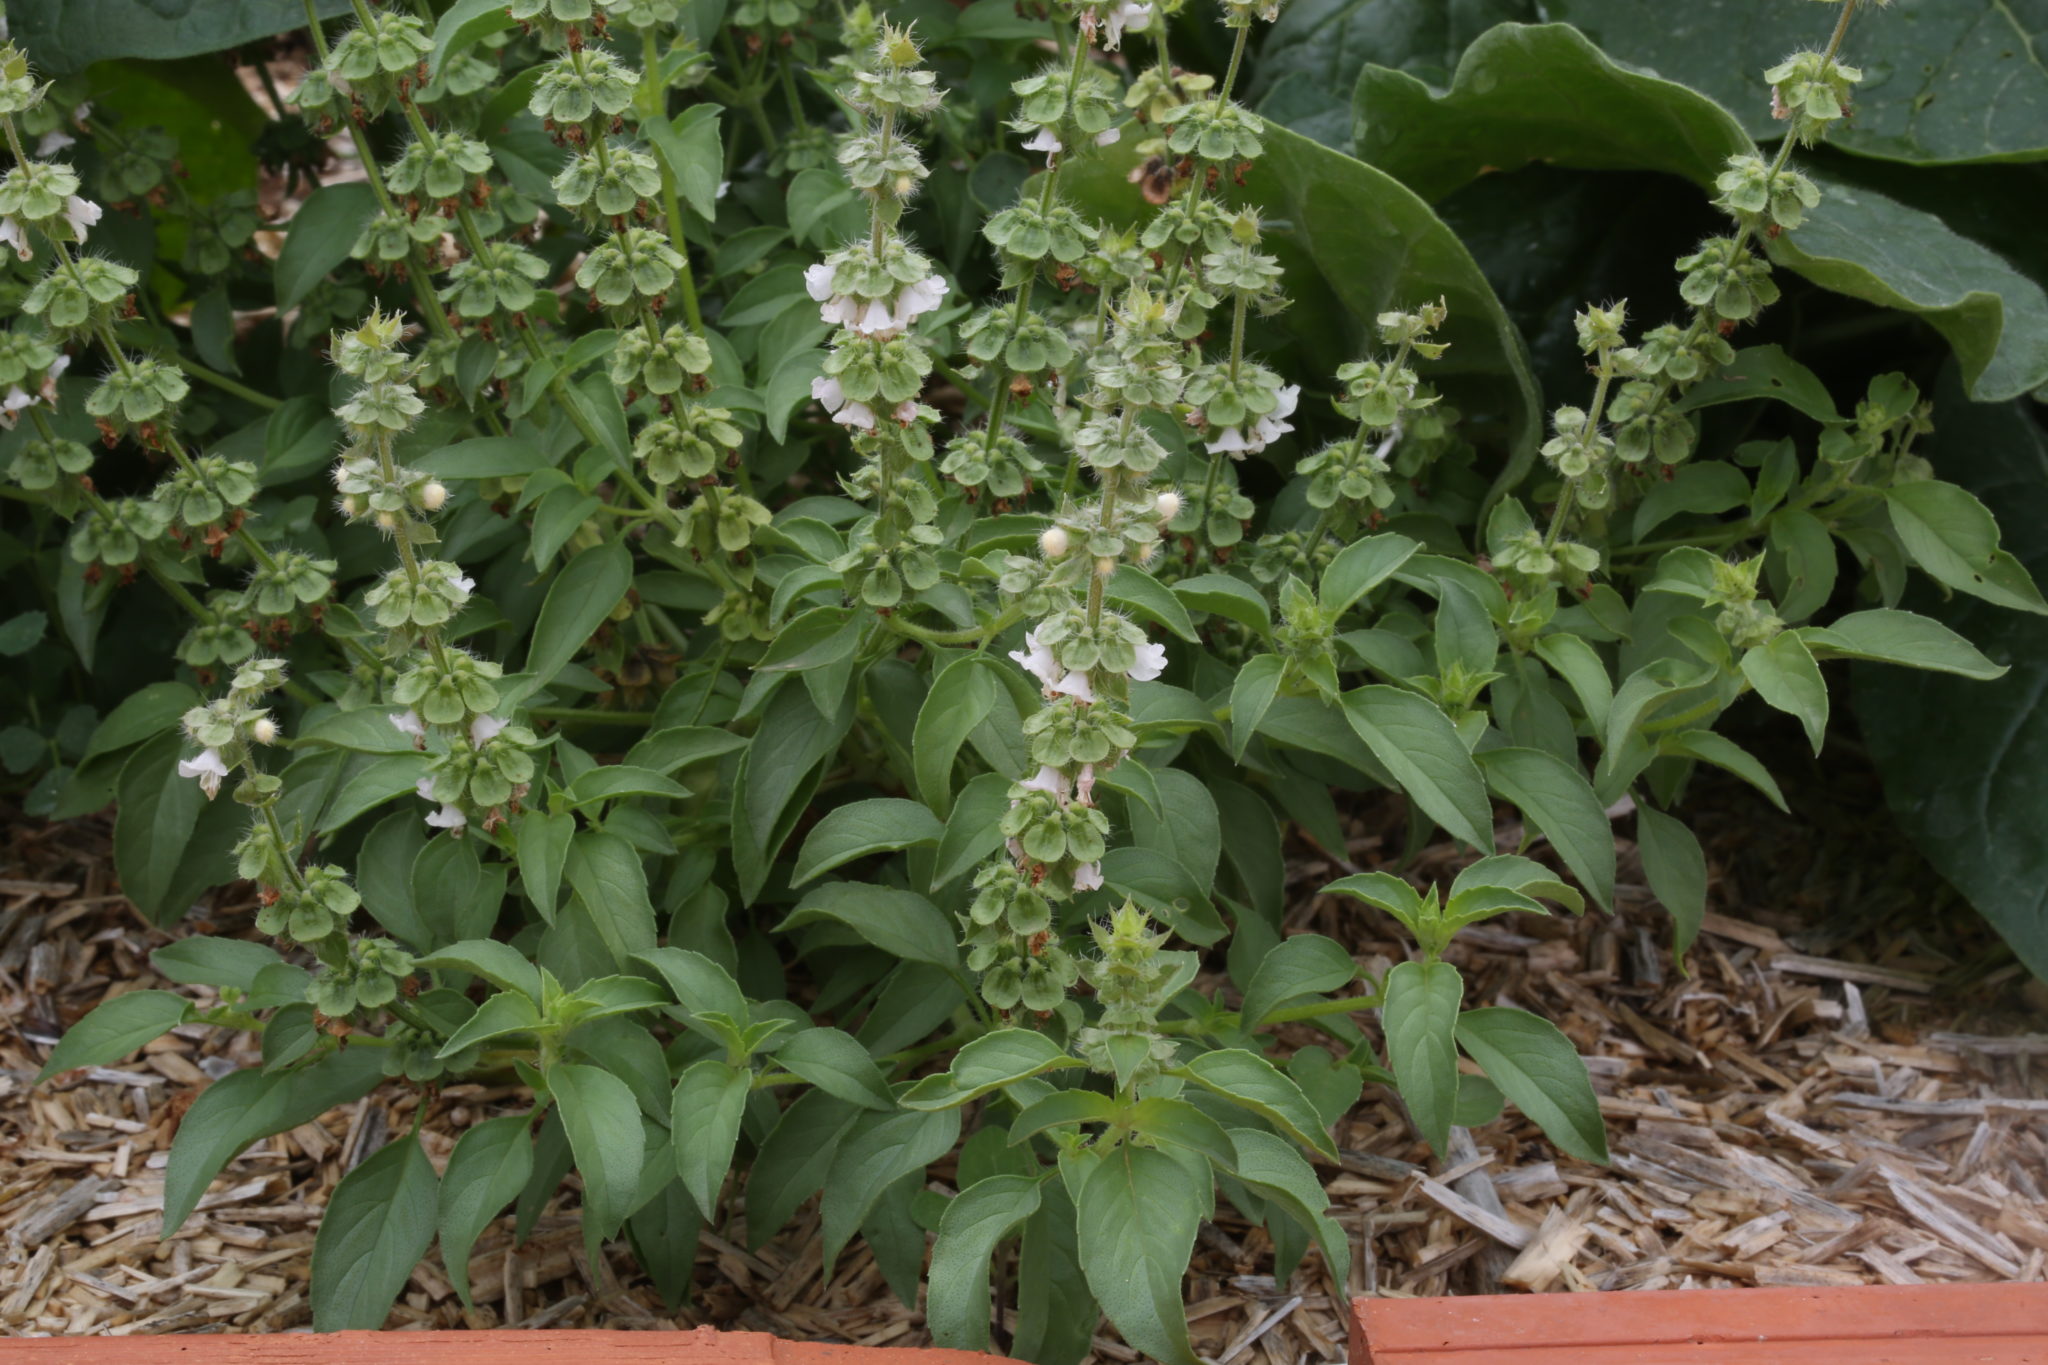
635, 946, 748, 1019
436, 1115, 534, 1308
1127, 1098, 1239, 1171
113, 734, 204, 926
1322, 533, 1420, 618
1355, 21, 1748, 202
1740, 632, 1830, 755
1382, 960, 1463, 1157
34, 990, 189, 1083
1456, 1007, 1608, 1164
775, 1027, 896, 1111
1229, 654, 1287, 762
311, 1135, 438, 1331
563, 830, 657, 971
1454, 1073, 1506, 1128
1533, 633, 1612, 734
150, 939, 282, 994
521, 540, 634, 695
930, 771, 1010, 891
1544, 0, 2048, 165
1675, 345, 1841, 425
1239, 934, 1357, 1031
819, 1106, 962, 1272
0, 609, 45, 656
1175, 1049, 1336, 1158
275, 182, 376, 313
791, 798, 945, 887
1008, 1089, 1121, 1144
415, 436, 553, 480
900, 1030, 1085, 1109
776, 883, 960, 971
1887, 480, 2048, 616
563, 765, 692, 809
515, 810, 575, 923
1107, 566, 1200, 643
1227, 1127, 1351, 1284
926, 1175, 1044, 1352
913, 655, 1000, 813
1473, 747, 1617, 910
670, 1058, 751, 1219
548, 1062, 645, 1262
1099, 847, 1228, 947
1341, 686, 1495, 852
428, 0, 516, 76
1172, 573, 1273, 637
414, 940, 543, 1003
1014, 1175, 1097, 1365
15, 0, 351, 73
1802, 609, 2006, 681
1322, 870, 1427, 925
646, 105, 725, 222
1076, 1146, 1204, 1365
1659, 730, 1787, 813
745, 1090, 861, 1249
164, 1047, 384, 1234
435, 990, 542, 1058
1636, 805, 1707, 956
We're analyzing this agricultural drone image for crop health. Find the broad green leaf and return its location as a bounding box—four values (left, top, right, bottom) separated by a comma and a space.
1803, 609, 2005, 681
275, 182, 376, 313
646, 105, 725, 222
1631, 463, 1753, 543
733, 683, 849, 904
1474, 747, 1616, 910
1456, 1006, 1608, 1164
670, 1058, 751, 1219
791, 798, 945, 887
113, 733, 204, 926
777, 883, 961, 970
415, 940, 542, 1003
435, 990, 542, 1057
1008, 1089, 1122, 1144
1636, 805, 1707, 956
912, 655, 1000, 813
1454, 1073, 1506, 1128
1227, 1127, 1351, 1284
774, 1027, 896, 1111
627, 1178, 704, 1313
1175, 1049, 1336, 1158
548, 1062, 645, 1261
1676, 345, 1841, 426
437, 1115, 534, 1308
150, 939, 282, 994
77, 681, 198, 768
930, 771, 1010, 891
1382, 960, 1463, 1156
1322, 870, 1426, 924
1099, 847, 1228, 947
1172, 573, 1273, 637
15, 0, 351, 71
926, 1175, 1044, 1352
1740, 632, 1829, 755
1546, 0, 2048, 165
1015, 1175, 1097, 1365
819, 1106, 961, 1272
1126, 1098, 1239, 1171
164, 1047, 384, 1234
1768, 507, 1839, 624
1229, 654, 1287, 761
1239, 934, 1357, 1031
563, 831, 657, 971
1076, 1146, 1204, 1365
34, 990, 189, 1083
1887, 480, 2048, 616
745, 1090, 861, 1249
635, 946, 748, 1019
1107, 566, 1200, 642
521, 540, 634, 694
625, 725, 749, 775
515, 810, 575, 923
1341, 686, 1495, 851
428, 0, 516, 76
563, 765, 691, 809
1448, 853, 1585, 914
1658, 730, 1788, 813
1322, 533, 1421, 618
415, 436, 552, 479
1533, 633, 1613, 733
900, 1029, 1085, 1109
311, 1135, 438, 1331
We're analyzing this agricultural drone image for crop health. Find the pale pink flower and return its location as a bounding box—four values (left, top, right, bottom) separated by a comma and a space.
1072, 862, 1104, 892
1076, 763, 1098, 805
1023, 127, 1062, 166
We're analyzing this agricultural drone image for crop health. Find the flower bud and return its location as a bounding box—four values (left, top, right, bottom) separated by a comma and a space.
1154, 491, 1181, 521
1094, 555, 1117, 578
421, 480, 448, 511
340, 494, 361, 518
250, 717, 279, 744
375, 511, 399, 531
1040, 526, 1070, 558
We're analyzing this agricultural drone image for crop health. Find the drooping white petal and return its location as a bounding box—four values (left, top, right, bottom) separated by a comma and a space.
177, 747, 230, 799
388, 710, 426, 740
1094, 127, 1121, 147
469, 713, 508, 745
833, 400, 878, 431
803, 261, 837, 302
36, 129, 73, 155
892, 399, 920, 424
854, 298, 897, 335
1050, 670, 1097, 703
0, 218, 30, 262
1072, 862, 1104, 891
1203, 425, 1252, 457
1007, 629, 1063, 688
810, 373, 847, 413
1018, 764, 1069, 797
1103, 0, 1152, 49
426, 803, 468, 832
1126, 640, 1168, 682
415, 775, 439, 802
1076, 763, 1098, 805
453, 572, 476, 594
63, 196, 101, 241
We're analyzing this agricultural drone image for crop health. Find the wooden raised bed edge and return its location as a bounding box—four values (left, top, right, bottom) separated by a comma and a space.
1349, 1281, 2048, 1363
0, 1325, 1022, 1364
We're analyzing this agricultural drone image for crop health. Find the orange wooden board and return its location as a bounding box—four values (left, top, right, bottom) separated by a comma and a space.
0, 1326, 1018, 1365
1351, 1283, 2048, 1363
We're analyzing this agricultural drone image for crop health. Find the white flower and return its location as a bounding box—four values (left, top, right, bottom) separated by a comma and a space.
421, 480, 448, 511
1127, 640, 1168, 682
63, 196, 101, 242
249, 718, 279, 745
388, 710, 427, 744
0, 218, 29, 262
426, 803, 468, 833
469, 714, 508, 745
1073, 862, 1104, 892
833, 400, 878, 431
1018, 764, 1069, 797
892, 399, 920, 424
1040, 526, 1070, 558
1008, 628, 1061, 688
804, 261, 837, 302
1050, 669, 1097, 703
36, 129, 73, 156
178, 748, 230, 799
716, 179, 731, 200
1154, 491, 1182, 521
453, 572, 476, 594
1095, 127, 1121, 147
39, 353, 68, 404
415, 776, 439, 802
1023, 126, 1062, 166
854, 298, 896, 335
811, 373, 848, 413
1203, 424, 1252, 457
2, 386, 36, 422
1203, 384, 1301, 457
1103, 0, 1152, 49
1076, 763, 1098, 805
807, 262, 863, 328
892, 273, 948, 329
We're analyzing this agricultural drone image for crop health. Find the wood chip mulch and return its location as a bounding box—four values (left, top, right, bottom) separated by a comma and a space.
3, 752, 2046, 1353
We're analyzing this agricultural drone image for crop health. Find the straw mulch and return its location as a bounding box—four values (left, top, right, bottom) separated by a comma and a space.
3, 748, 2045, 1352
